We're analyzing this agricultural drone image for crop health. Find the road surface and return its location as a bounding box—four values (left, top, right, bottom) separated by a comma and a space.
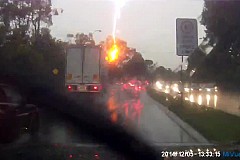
1, 85, 208, 148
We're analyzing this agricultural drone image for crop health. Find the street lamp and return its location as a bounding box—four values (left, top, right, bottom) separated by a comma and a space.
92, 30, 102, 34
89, 30, 102, 44
89, 30, 102, 38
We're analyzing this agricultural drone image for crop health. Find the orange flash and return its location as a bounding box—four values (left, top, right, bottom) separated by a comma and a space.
106, 44, 119, 63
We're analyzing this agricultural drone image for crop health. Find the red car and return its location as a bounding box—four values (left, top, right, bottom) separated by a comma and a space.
0, 84, 39, 143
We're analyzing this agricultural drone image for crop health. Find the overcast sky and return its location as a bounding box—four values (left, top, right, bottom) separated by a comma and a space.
51, 0, 205, 69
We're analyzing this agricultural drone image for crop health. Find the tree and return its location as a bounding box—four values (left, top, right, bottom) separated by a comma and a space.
0, 0, 65, 90
122, 52, 147, 78
0, 0, 53, 43
153, 66, 181, 81
144, 60, 153, 67
190, 0, 240, 87
75, 33, 95, 45
201, 0, 240, 62
0, 23, 6, 45
187, 47, 206, 73
102, 36, 147, 80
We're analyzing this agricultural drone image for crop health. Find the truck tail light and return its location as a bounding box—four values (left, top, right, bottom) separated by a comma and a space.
67, 85, 72, 91
67, 85, 77, 91
87, 85, 102, 91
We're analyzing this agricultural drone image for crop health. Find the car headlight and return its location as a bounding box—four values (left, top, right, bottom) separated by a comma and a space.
184, 88, 189, 92
156, 81, 163, 90
172, 86, 180, 93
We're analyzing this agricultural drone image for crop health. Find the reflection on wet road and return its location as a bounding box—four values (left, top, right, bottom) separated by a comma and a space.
3, 84, 208, 148
106, 86, 199, 143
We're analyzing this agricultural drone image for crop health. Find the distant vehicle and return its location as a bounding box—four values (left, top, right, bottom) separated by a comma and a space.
190, 83, 201, 92
122, 80, 142, 98
155, 81, 164, 90
122, 81, 135, 92
200, 83, 218, 93
144, 80, 150, 86
164, 82, 171, 94
0, 84, 39, 143
115, 81, 123, 85
65, 45, 108, 93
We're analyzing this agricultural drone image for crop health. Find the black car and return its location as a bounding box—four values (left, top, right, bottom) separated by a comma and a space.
0, 84, 39, 143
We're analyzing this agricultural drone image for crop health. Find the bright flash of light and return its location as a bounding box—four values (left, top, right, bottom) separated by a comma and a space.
106, 44, 119, 62
112, 0, 126, 43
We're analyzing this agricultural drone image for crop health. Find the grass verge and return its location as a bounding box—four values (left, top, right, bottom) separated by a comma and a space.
147, 87, 240, 144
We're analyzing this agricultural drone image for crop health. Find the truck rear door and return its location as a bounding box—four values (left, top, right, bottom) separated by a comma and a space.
66, 47, 84, 84
83, 47, 100, 84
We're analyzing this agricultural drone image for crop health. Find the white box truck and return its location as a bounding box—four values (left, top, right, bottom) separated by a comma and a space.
65, 45, 107, 93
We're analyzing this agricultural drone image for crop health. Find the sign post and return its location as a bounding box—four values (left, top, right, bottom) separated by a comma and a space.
176, 18, 198, 106
176, 18, 198, 56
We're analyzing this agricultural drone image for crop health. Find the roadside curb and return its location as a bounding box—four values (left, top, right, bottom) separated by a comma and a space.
147, 93, 209, 143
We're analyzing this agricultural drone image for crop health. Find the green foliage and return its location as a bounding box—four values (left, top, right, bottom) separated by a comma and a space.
122, 52, 147, 77
201, 0, 240, 48
144, 60, 153, 66
75, 33, 95, 45
0, 0, 65, 91
187, 47, 206, 72
0, 0, 53, 41
153, 66, 181, 81
191, 0, 240, 88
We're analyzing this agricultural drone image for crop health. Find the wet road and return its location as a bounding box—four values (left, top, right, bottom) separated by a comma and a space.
2, 85, 208, 147
108, 85, 198, 143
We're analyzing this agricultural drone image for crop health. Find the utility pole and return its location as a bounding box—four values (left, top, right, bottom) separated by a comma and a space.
181, 56, 184, 107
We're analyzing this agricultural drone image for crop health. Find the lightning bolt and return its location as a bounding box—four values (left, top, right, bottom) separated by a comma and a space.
112, 0, 126, 43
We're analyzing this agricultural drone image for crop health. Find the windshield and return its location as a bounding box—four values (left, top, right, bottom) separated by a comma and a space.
0, 0, 240, 159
